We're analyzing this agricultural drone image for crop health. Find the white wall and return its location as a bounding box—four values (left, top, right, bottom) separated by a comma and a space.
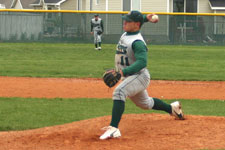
14, 0, 23, 9
60, 0, 77, 10
141, 0, 168, 12
92, 0, 106, 11
199, 0, 213, 13
108, 0, 121, 11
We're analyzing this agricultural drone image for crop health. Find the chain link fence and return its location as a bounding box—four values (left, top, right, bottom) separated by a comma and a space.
0, 11, 225, 45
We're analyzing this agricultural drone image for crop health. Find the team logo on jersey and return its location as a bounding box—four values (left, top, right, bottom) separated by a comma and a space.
116, 44, 127, 54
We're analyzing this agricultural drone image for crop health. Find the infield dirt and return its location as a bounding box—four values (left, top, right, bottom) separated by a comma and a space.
0, 77, 225, 150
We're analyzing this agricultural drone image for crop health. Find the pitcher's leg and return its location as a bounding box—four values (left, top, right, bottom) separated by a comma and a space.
129, 90, 154, 110
152, 98, 172, 113
130, 93, 184, 120
130, 90, 172, 113
110, 100, 125, 128
113, 74, 149, 101
110, 74, 147, 129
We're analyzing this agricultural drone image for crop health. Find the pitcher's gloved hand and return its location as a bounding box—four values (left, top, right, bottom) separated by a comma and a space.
103, 69, 121, 88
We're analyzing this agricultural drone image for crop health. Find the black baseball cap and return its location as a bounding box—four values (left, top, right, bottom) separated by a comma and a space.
94, 14, 99, 17
122, 10, 143, 24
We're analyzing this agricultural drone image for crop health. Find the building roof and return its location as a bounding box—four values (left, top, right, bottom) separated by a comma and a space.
32, 0, 63, 5
209, 0, 225, 10
45, 0, 63, 3
21, 0, 37, 9
0, 0, 14, 8
32, 0, 40, 5
10, 0, 37, 9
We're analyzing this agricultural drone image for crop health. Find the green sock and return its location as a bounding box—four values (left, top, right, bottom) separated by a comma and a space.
98, 42, 101, 47
152, 98, 172, 114
110, 100, 125, 128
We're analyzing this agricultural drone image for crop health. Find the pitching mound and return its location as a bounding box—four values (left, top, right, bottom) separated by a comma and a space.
0, 114, 225, 150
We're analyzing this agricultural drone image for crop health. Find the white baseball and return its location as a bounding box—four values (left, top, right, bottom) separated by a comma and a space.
152, 15, 159, 21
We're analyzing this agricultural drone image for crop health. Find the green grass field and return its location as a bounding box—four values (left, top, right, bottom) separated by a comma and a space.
0, 43, 225, 131
0, 98, 225, 131
0, 43, 225, 80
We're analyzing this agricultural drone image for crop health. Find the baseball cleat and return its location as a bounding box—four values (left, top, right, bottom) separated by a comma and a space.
99, 126, 121, 140
98, 47, 102, 50
170, 101, 185, 120
95, 48, 99, 50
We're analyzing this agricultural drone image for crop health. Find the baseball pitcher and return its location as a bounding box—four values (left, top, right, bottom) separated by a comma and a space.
100, 11, 185, 140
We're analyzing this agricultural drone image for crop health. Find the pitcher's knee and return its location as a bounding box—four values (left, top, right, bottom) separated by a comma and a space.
135, 103, 150, 110
134, 97, 154, 110
113, 88, 126, 102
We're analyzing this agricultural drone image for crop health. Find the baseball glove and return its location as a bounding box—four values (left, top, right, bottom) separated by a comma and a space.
103, 69, 121, 88
97, 30, 103, 35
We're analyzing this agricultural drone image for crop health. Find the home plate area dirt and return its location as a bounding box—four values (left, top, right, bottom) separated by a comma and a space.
0, 77, 225, 150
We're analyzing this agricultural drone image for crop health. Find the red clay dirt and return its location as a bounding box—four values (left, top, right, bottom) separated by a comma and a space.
0, 76, 225, 150
1, 76, 225, 100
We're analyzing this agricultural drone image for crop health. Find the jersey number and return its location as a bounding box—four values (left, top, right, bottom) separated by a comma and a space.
121, 56, 129, 66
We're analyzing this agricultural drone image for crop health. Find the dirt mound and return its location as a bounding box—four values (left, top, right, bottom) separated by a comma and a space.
0, 114, 225, 150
